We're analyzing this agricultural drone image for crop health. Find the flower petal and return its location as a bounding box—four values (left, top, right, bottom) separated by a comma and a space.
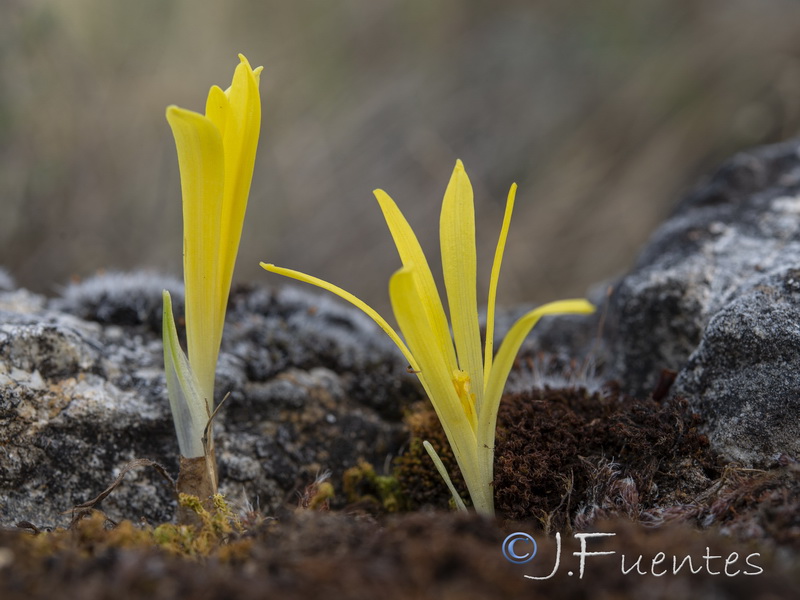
391, 267, 488, 512
216, 55, 262, 331
374, 189, 458, 373
390, 266, 477, 456
260, 262, 417, 369
166, 105, 225, 402
205, 85, 230, 142
479, 299, 596, 444
483, 183, 517, 386
440, 160, 484, 412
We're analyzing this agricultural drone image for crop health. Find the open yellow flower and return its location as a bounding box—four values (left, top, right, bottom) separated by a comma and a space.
163, 54, 262, 465
262, 161, 594, 515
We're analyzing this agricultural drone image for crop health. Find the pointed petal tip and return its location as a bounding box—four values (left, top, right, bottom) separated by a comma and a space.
236, 53, 263, 76
449, 159, 471, 186
373, 188, 391, 204
165, 104, 209, 127
165, 104, 200, 117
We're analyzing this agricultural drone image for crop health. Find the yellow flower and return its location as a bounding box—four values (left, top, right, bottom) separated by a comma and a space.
262, 161, 594, 514
163, 54, 262, 459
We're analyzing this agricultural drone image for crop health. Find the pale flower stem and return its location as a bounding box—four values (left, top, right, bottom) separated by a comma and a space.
423, 440, 468, 512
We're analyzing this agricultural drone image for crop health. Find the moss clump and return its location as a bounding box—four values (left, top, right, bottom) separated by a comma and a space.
671, 456, 800, 550
150, 494, 246, 557
393, 386, 720, 525
22, 511, 155, 559
296, 473, 336, 511
493, 385, 720, 528
21, 494, 251, 561
342, 460, 406, 513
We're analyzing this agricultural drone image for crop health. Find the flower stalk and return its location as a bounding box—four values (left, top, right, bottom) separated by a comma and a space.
162, 54, 262, 509
262, 161, 594, 515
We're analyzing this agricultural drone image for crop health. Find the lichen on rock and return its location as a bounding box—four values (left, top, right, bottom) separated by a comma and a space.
606, 138, 800, 465
0, 272, 417, 526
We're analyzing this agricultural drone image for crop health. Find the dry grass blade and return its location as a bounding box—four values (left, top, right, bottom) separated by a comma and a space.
67, 458, 177, 517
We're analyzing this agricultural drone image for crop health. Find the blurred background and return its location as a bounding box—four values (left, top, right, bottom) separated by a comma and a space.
3, 0, 800, 312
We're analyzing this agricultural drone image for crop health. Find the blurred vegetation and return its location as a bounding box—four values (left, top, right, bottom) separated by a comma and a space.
2, 0, 800, 312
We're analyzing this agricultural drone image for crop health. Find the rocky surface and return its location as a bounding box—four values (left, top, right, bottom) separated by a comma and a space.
0, 272, 419, 526
607, 138, 800, 465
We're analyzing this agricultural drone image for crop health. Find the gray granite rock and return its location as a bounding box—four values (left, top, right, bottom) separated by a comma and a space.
0, 272, 416, 526
52, 270, 184, 331
675, 268, 800, 464
607, 138, 800, 465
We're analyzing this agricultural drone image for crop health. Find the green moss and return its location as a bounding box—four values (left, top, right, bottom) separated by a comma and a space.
20, 494, 249, 561
150, 493, 244, 556
342, 460, 406, 512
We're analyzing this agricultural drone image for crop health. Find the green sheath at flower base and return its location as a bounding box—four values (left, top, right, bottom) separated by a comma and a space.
162, 290, 207, 458
262, 160, 595, 515
163, 54, 262, 459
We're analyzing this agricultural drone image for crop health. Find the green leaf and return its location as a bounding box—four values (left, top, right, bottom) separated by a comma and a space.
162, 290, 209, 458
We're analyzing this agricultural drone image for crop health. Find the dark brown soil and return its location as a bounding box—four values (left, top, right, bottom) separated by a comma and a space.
1, 510, 798, 599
